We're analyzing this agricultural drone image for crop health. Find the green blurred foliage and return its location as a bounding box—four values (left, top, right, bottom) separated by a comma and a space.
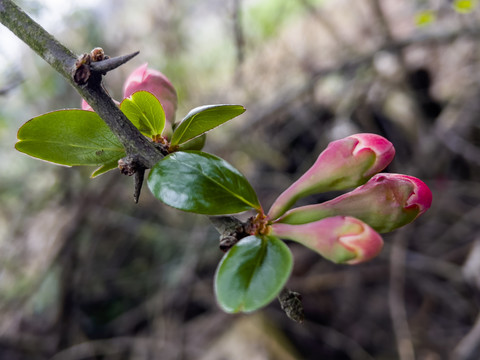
453, 0, 477, 13
245, 0, 305, 41
415, 10, 436, 26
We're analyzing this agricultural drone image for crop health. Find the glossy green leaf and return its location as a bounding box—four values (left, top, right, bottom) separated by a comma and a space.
170, 104, 245, 146
120, 91, 166, 138
147, 151, 260, 214
16, 110, 125, 170
215, 235, 293, 313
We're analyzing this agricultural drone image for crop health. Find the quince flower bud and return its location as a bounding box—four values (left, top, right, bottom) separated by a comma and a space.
123, 63, 178, 124
81, 99, 93, 111
278, 173, 432, 233
81, 99, 120, 112
268, 134, 395, 220
272, 216, 383, 264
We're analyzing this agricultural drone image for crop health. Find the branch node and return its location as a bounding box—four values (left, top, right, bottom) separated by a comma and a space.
219, 236, 239, 252
153, 142, 171, 156
209, 216, 250, 252
118, 155, 147, 203
73, 53, 91, 86
118, 155, 142, 176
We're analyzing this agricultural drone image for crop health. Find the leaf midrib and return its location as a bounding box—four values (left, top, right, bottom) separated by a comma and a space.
237, 237, 267, 311
172, 114, 197, 145
18, 139, 124, 152
126, 102, 156, 135
178, 157, 259, 210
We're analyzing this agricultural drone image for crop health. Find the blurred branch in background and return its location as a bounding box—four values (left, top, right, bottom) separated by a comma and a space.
1, 0, 480, 359
0, 72, 23, 96
389, 228, 415, 360
231, 0, 245, 68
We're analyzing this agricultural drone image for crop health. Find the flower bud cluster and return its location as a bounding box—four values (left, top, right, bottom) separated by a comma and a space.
268, 134, 432, 264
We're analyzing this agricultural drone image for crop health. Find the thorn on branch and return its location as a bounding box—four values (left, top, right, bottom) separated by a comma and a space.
134, 168, 145, 204
90, 50, 140, 74
73, 48, 140, 86
118, 155, 147, 203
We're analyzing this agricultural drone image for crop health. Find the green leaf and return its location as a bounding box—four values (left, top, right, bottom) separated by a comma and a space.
147, 151, 261, 214
170, 104, 245, 146
16, 110, 125, 169
453, 0, 477, 13
215, 235, 293, 313
120, 91, 166, 138
91, 159, 120, 178
177, 133, 206, 151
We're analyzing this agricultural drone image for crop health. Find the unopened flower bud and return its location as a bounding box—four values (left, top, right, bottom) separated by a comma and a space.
123, 63, 178, 124
81, 99, 93, 112
268, 134, 395, 220
272, 216, 383, 264
278, 173, 432, 233
81, 98, 120, 113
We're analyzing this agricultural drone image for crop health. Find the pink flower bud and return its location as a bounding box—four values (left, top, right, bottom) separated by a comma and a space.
82, 99, 93, 111
123, 63, 178, 124
272, 216, 384, 264
81, 99, 120, 112
268, 134, 395, 220
277, 173, 432, 233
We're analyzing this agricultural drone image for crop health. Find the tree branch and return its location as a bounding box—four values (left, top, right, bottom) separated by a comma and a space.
0, 0, 162, 169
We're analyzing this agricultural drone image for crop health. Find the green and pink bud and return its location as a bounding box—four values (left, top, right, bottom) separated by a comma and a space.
277, 173, 432, 233
268, 134, 395, 220
271, 216, 383, 264
123, 63, 178, 124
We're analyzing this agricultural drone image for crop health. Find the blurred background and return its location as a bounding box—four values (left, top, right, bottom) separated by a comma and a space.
1, 0, 480, 359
